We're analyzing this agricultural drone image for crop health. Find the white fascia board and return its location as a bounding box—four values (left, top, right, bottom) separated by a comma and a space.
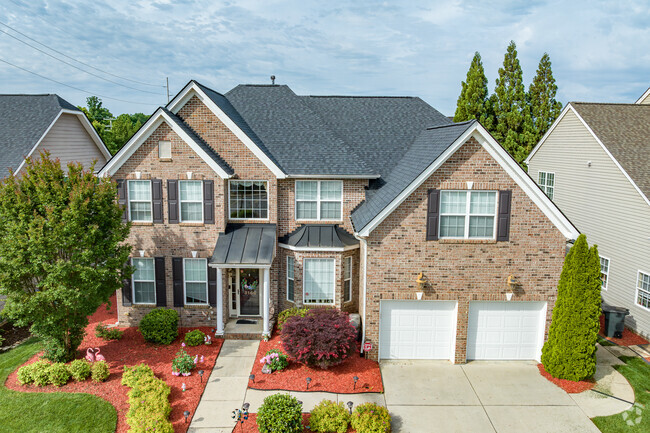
278, 242, 360, 252
636, 87, 650, 104
168, 82, 287, 179
525, 104, 573, 164
98, 108, 231, 179
64, 109, 112, 160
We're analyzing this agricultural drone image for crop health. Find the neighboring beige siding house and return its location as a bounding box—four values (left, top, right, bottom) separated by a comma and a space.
0, 94, 110, 178
637, 87, 650, 104
526, 93, 650, 339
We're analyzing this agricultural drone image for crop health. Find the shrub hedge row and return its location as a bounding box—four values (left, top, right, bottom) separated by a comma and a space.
17, 359, 109, 387
122, 364, 173, 433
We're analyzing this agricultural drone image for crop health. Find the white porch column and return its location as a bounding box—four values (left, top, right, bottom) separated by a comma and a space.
216, 267, 224, 336
263, 267, 270, 337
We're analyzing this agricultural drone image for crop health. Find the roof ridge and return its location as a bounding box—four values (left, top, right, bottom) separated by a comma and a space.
305, 95, 418, 99
571, 101, 650, 107
426, 120, 476, 130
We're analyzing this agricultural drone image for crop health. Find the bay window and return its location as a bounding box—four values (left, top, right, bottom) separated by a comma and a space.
303, 258, 335, 304
287, 257, 295, 302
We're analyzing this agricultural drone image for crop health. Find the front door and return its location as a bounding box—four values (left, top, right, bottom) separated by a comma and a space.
228, 268, 262, 317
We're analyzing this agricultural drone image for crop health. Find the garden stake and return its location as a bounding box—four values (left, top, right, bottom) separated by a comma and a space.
353, 376, 358, 390
182, 382, 186, 392
347, 401, 354, 415
183, 410, 190, 423
199, 370, 204, 383
249, 374, 255, 384
306, 377, 311, 390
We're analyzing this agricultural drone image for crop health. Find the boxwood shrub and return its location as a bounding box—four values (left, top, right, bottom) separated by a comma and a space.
91, 360, 110, 382
31, 360, 52, 387
309, 399, 350, 433
256, 393, 303, 433
48, 362, 71, 387
350, 403, 391, 433
277, 307, 309, 331
138, 308, 178, 345
122, 364, 173, 433
184, 329, 205, 347
17, 361, 48, 385
68, 359, 92, 381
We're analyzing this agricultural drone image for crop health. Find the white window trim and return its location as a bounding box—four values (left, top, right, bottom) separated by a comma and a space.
228, 179, 270, 221
344, 256, 352, 303
286, 256, 295, 303
295, 180, 343, 221
127, 180, 153, 223
438, 190, 498, 240
635, 270, 650, 312
158, 140, 171, 159
183, 258, 208, 306
538, 171, 555, 200
132, 257, 156, 305
600, 255, 610, 291
179, 180, 204, 223
303, 258, 336, 305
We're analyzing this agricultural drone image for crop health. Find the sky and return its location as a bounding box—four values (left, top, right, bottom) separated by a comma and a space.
0, 0, 648, 117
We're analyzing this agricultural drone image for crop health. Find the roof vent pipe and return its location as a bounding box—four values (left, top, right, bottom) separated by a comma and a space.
270, 75, 276, 85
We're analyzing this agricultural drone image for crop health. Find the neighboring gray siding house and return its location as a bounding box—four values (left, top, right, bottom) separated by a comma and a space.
0, 94, 110, 178
526, 94, 650, 339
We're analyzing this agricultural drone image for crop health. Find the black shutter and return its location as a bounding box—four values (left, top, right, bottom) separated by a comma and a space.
497, 190, 512, 241
208, 265, 217, 307
122, 259, 132, 306
117, 179, 128, 222
168, 180, 179, 224
172, 257, 184, 307
426, 189, 440, 241
155, 257, 166, 307
152, 179, 163, 223
203, 180, 215, 224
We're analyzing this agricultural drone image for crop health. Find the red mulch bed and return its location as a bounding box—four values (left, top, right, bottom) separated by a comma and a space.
599, 315, 650, 346
249, 333, 383, 394
4, 293, 223, 433
231, 413, 356, 433
537, 364, 595, 393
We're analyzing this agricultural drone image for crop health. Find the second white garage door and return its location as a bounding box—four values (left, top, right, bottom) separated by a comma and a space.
467, 301, 547, 361
379, 300, 457, 360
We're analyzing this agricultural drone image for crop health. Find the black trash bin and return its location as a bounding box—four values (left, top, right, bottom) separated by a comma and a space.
602, 305, 629, 338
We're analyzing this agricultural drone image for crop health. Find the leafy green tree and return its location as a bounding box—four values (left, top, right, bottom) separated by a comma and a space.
541, 234, 602, 381
454, 52, 489, 123
105, 114, 142, 154
528, 53, 563, 147
0, 153, 131, 362
78, 96, 112, 125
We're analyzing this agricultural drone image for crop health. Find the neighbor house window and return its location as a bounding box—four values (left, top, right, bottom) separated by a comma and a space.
295, 180, 343, 220
600, 256, 610, 290
344, 256, 352, 303
158, 141, 171, 159
538, 171, 555, 200
287, 257, 295, 302
132, 258, 155, 304
439, 191, 497, 239
636, 271, 650, 310
128, 180, 152, 222
179, 180, 203, 222
184, 258, 208, 305
303, 258, 335, 304
229, 180, 269, 219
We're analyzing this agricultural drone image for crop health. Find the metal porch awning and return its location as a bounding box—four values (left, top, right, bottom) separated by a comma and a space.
210, 224, 276, 266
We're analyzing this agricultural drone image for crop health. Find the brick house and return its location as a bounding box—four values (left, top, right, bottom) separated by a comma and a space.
99, 80, 578, 363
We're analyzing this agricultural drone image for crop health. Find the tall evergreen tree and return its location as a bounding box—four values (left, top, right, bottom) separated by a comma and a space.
541, 234, 602, 381
528, 53, 563, 147
454, 52, 489, 123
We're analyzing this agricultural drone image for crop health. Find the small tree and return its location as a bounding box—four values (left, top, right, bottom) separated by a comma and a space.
454, 52, 489, 123
541, 234, 602, 381
0, 153, 131, 361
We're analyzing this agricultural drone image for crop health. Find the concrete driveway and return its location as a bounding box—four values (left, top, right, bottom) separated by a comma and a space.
381, 360, 601, 433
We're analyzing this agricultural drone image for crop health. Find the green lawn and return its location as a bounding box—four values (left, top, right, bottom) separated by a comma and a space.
0, 338, 117, 433
592, 357, 650, 432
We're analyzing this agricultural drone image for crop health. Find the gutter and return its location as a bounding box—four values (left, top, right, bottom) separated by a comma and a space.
353, 232, 368, 354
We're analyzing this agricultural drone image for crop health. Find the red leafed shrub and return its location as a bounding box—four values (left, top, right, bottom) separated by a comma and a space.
281, 308, 357, 369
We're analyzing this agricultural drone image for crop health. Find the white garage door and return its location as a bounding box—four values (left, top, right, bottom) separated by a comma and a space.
467, 301, 546, 360
380, 300, 457, 360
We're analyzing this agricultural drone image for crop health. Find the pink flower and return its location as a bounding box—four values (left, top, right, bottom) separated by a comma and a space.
181, 343, 186, 347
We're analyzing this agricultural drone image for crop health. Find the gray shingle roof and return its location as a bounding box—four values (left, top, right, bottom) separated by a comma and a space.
211, 224, 276, 265
279, 224, 359, 249
351, 121, 476, 231
0, 94, 79, 177
571, 102, 650, 200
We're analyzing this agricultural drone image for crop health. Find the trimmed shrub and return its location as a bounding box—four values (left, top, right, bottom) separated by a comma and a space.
184, 329, 205, 347
277, 307, 309, 331
122, 364, 173, 433
68, 359, 92, 381
48, 362, 71, 387
350, 403, 391, 433
310, 399, 350, 433
541, 234, 602, 381
95, 323, 123, 341
138, 308, 178, 345
91, 360, 110, 382
260, 349, 289, 372
17, 361, 43, 385
256, 393, 303, 433
31, 360, 52, 387
281, 308, 356, 369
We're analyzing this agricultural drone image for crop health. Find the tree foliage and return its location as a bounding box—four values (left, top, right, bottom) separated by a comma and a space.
0, 153, 132, 362
541, 234, 602, 381
453, 52, 489, 124
528, 53, 563, 147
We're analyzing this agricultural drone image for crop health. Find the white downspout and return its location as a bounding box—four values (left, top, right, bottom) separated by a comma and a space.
354, 233, 368, 354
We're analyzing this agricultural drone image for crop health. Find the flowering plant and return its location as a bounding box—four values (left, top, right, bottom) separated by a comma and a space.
172, 347, 196, 375
260, 349, 289, 372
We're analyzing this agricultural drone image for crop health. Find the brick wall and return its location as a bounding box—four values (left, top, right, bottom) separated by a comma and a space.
362, 138, 566, 363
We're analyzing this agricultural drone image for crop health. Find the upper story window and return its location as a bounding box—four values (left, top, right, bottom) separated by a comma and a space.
128, 180, 152, 222
344, 256, 352, 303
636, 271, 650, 310
286, 256, 295, 302
132, 258, 155, 304
158, 141, 171, 159
303, 258, 335, 304
229, 180, 269, 219
439, 191, 497, 239
179, 180, 203, 222
184, 258, 208, 305
295, 180, 343, 220
538, 171, 555, 200
600, 256, 610, 290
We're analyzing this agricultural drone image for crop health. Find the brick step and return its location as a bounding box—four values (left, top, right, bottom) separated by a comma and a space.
222, 333, 262, 340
